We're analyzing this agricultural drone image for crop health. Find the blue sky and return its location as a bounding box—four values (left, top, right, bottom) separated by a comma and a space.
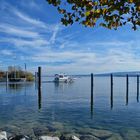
0, 0, 140, 74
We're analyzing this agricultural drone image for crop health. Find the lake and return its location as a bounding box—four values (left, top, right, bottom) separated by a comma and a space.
0, 76, 140, 139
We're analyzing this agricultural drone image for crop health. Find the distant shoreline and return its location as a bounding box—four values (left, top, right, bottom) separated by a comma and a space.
42, 71, 140, 77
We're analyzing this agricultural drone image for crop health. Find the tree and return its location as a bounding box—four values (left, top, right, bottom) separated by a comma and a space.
0, 71, 4, 79
46, 0, 140, 30
25, 72, 34, 81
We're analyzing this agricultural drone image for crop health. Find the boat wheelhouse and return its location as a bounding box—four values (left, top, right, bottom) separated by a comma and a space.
54, 74, 73, 83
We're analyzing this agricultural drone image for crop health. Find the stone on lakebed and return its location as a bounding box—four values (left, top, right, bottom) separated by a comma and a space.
80, 135, 100, 140
69, 135, 80, 140
9, 135, 32, 140
38, 136, 60, 140
0, 131, 7, 140
92, 129, 112, 138
106, 133, 123, 140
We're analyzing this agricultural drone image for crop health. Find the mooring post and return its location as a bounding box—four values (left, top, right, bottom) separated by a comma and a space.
91, 73, 94, 118
137, 75, 139, 102
38, 67, 41, 89
6, 71, 8, 91
91, 73, 94, 102
126, 74, 129, 105
6, 71, 8, 83
38, 88, 42, 109
35, 72, 37, 89
35, 72, 36, 82
35, 72, 37, 83
110, 74, 113, 109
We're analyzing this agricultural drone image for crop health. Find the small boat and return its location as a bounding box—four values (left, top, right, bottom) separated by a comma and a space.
54, 74, 74, 83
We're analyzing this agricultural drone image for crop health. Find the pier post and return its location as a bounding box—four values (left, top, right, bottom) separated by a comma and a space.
91, 73, 94, 118
126, 74, 129, 105
6, 71, 8, 91
137, 75, 139, 102
6, 71, 8, 83
110, 74, 113, 109
38, 88, 42, 109
35, 72, 37, 83
38, 67, 41, 89
35, 72, 38, 90
38, 67, 42, 109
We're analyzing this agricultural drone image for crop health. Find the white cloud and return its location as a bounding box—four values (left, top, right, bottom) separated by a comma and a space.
14, 10, 47, 28
12, 7, 60, 32
20, 0, 41, 10
0, 1, 47, 29
0, 8, 61, 49
93, 40, 134, 47
22, 46, 140, 74
0, 24, 39, 38
0, 50, 13, 56
49, 25, 60, 44
0, 38, 49, 49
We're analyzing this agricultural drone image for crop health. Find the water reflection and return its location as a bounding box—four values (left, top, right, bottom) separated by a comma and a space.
126, 88, 128, 106
8, 83, 23, 90
54, 82, 71, 93
35, 79, 38, 90
109, 75, 140, 109
54, 82, 59, 88
1, 76, 140, 136
6, 82, 34, 95
1, 76, 140, 116
126, 75, 129, 106
6, 82, 8, 92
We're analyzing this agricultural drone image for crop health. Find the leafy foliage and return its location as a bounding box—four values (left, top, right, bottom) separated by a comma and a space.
47, 0, 140, 30
25, 72, 34, 81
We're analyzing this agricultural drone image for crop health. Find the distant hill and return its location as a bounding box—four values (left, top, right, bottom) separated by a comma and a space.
95, 71, 140, 77
42, 72, 140, 77
42, 74, 90, 77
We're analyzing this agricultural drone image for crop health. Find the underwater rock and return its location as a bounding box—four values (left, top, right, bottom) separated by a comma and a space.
69, 135, 80, 140
121, 129, 140, 140
8, 135, 32, 140
59, 135, 67, 140
47, 126, 56, 132
76, 128, 112, 139
80, 135, 100, 140
106, 133, 123, 140
20, 129, 35, 140
38, 136, 60, 140
33, 127, 49, 137
59, 134, 80, 140
1, 125, 20, 135
0, 131, 7, 140
92, 129, 112, 139
52, 122, 64, 131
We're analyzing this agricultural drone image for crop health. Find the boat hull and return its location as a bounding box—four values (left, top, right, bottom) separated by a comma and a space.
54, 78, 73, 83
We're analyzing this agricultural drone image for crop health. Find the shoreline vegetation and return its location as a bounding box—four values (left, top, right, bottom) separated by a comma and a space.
0, 66, 34, 82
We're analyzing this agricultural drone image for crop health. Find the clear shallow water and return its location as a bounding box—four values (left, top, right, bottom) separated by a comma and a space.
0, 76, 140, 139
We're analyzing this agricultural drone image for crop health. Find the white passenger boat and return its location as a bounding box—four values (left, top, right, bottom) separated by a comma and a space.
54, 74, 73, 83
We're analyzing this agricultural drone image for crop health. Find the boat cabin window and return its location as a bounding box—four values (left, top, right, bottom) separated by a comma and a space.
59, 75, 64, 78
